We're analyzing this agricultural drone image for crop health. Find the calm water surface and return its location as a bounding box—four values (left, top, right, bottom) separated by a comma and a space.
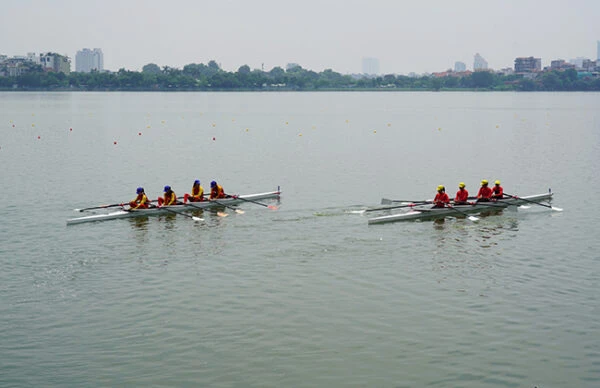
1, 91, 599, 387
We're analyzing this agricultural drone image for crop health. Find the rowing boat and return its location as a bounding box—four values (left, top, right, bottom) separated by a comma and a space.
367, 192, 553, 225
67, 190, 281, 225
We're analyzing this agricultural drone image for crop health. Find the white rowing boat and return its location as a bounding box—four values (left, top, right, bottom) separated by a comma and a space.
367, 192, 554, 225
67, 190, 281, 225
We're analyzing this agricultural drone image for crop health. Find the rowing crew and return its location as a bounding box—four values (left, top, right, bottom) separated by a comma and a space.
433, 180, 504, 208
129, 180, 228, 209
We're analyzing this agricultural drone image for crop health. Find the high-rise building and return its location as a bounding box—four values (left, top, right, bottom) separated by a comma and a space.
76, 48, 104, 73
473, 53, 488, 71
597, 41, 600, 61
362, 57, 380, 75
514, 57, 541, 73
454, 61, 466, 72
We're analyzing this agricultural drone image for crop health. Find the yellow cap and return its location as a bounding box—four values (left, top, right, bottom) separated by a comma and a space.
437, 185, 445, 191
459, 182, 465, 188
481, 179, 488, 185
495, 180, 501, 185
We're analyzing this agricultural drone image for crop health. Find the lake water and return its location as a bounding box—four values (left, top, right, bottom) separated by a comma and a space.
1, 91, 599, 387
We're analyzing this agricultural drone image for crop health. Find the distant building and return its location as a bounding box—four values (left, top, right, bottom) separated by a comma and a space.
497, 67, 514, 76
569, 57, 586, 69
362, 57, 380, 75
581, 59, 596, 72
75, 48, 104, 73
473, 53, 488, 71
550, 59, 576, 70
454, 61, 466, 72
597, 40, 600, 61
514, 57, 541, 73
40, 52, 71, 74
26, 52, 39, 65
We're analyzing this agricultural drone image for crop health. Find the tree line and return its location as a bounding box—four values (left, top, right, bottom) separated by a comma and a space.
1, 60, 599, 91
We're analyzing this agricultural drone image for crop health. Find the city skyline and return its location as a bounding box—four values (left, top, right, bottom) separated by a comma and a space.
1, 0, 599, 74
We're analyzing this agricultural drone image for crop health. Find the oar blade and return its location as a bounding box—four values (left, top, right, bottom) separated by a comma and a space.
468, 215, 479, 222
217, 211, 228, 217
552, 206, 563, 212
235, 209, 245, 214
192, 216, 204, 222
267, 205, 279, 210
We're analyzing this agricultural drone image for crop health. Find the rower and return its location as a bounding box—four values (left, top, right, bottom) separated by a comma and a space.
184, 180, 205, 203
491, 180, 504, 200
454, 182, 469, 205
129, 187, 149, 209
158, 185, 179, 206
477, 179, 493, 202
433, 185, 450, 208
209, 180, 227, 200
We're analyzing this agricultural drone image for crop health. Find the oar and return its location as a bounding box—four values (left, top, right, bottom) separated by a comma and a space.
381, 196, 476, 205
233, 196, 279, 210
158, 206, 203, 222
504, 193, 563, 212
362, 201, 430, 213
75, 196, 185, 212
471, 200, 530, 210
74, 203, 124, 212
185, 200, 244, 216
212, 200, 245, 214
445, 204, 479, 221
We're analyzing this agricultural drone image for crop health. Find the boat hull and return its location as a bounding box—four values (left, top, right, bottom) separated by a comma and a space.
67, 190, 281, 225
367, 193, 553, 225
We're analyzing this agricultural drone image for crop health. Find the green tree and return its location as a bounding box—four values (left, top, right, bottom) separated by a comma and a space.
142, 63, 161, 74
540, 71, 562, 91
471, 71, 495, 88
237, 65, 251, 74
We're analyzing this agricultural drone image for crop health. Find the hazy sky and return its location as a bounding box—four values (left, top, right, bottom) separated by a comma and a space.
2, 0, 599, 74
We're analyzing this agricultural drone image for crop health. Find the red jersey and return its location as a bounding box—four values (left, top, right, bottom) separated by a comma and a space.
433, 192, 450, 208
491, 185, 503, 199
455, 188, 469, 203
477, 186, 493, 199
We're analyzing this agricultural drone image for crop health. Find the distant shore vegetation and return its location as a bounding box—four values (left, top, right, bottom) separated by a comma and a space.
2, 60, 600, 92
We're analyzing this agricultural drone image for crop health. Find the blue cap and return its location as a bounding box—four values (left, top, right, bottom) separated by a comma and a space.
164, 185, 171, 192
194, 180, 200, 185
210, 180, 217, 187
136, 187, 144, 194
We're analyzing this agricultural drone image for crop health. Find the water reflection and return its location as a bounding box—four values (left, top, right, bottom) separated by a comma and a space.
128, 216, 150, 231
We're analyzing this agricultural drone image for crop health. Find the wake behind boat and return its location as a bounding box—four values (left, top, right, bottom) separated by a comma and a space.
67, 189, 281, 225
367, 192, 554, 225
